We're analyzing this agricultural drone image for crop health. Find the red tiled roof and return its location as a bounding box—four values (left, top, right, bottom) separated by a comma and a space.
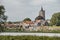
24, 21, 34, 24
5, 24, 18, 27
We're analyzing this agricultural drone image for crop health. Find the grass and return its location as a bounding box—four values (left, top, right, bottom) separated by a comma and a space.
1, 26, 60, 33
0, 36, 60, 40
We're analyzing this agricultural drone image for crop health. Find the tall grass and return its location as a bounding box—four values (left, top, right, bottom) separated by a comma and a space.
0, 36, 60, 40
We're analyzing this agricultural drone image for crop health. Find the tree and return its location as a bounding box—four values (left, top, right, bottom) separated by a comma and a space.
0, 5, 5, 15
0, 5, 7, 32
23, 18, 31, 21
8, 21, 12, 24
51, 12, 60, 26
0, 5, 7, 23
56, 20, 60, 26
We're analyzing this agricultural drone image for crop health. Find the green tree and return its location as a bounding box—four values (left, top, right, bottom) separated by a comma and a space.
0, 5, 5, 15
0, 5, 7, 22
51, 12, 60, 26
8, 21, 12, 24
56, 20, 60, 26
0, 5, 7, 32
23, 18, 31, 21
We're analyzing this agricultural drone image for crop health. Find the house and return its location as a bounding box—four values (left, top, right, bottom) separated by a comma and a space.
4, 22, 20, 29
21, 21, 34, 31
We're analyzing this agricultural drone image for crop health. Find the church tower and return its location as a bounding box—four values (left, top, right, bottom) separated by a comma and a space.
39, 7, 45, 20
35, 7, 48, 26
35, 6, 45, 21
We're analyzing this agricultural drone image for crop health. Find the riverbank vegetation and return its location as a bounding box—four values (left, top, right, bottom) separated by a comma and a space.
0, 36, 60, 40
0, 26, 60, 33
1, 26, 60, 33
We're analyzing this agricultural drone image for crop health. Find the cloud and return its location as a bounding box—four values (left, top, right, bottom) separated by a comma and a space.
1, 0, 60, 21
2, 0, 23, 6
2, 0, 37, 21
29, 0, 57, 6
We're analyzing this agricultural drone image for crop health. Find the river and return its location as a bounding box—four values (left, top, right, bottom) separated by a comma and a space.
0, 32, 60, 37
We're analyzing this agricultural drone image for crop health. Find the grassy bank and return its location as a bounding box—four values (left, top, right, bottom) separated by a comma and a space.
1, 26, 60, 33
3, 26, 60, 33
0, 36, 60, 40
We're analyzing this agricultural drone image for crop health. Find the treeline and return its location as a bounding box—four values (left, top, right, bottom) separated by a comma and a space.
0, 36, 60, 40
50, 12, 60, 26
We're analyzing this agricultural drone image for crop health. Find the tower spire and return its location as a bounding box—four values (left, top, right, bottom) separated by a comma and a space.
41, 6, 43, 11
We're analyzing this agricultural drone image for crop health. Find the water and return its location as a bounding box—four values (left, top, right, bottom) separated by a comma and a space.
0, 32, 60, 37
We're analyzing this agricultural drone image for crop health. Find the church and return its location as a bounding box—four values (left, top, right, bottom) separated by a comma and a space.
35, 7, 48, 26
19, 7, 49, 31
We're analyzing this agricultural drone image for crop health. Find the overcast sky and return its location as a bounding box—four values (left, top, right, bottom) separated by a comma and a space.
0, 0, 60, 22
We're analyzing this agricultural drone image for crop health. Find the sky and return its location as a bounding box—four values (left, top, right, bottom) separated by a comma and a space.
0, 0, 60, 22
